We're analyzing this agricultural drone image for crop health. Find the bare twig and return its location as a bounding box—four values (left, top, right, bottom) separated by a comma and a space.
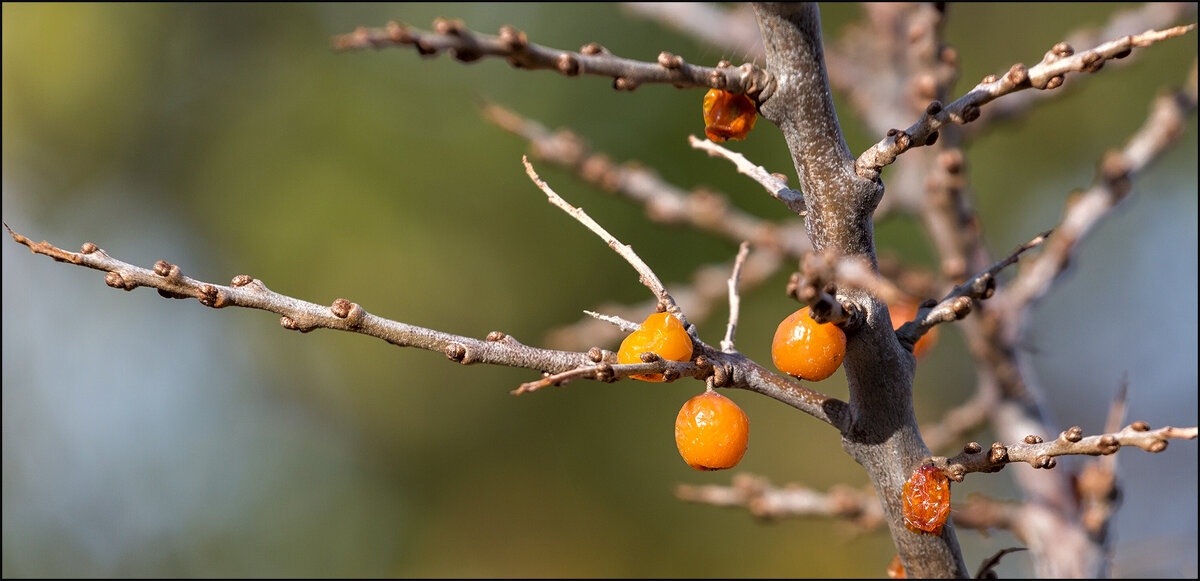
4, 224, 601, 376
973, 2, 1198, 129
1003, 58, 1199, 312
895, 230, 1051, 350
544, 248, 783, 352
974, 547, 1030, 579
720, 241, 750, 353
483, 103, 811, 257
932, 422, 1198, 481
334, 19, 774, 99
522, 156, 688, 329
488, 104, 807, 354
582, 310, 641, 333
674, 473, 885, 527
688, 134, 806, 215
855, 24, 1197, 180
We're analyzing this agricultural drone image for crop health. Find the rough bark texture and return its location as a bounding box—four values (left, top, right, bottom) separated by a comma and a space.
752, 4, 969, 577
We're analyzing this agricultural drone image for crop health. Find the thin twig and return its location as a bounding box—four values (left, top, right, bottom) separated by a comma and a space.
932, 422, 1198, 481
855, 24, 1197, 179
3, 224, 600, 375
334, 18, 774, 99
720, 241, 751, 352
1002, 58, 1199, 312
675, 473, 885, 527
896, 230, 1051, 349
688, 134, 806, 215
583, 310, 642, 332
483, 103, 811, 257
522, 156, 688, 329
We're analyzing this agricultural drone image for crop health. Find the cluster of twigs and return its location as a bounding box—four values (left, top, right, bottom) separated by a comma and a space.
9, 3, 1197, 578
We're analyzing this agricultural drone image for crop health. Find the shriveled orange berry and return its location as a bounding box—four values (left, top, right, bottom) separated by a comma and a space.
902, 464, 952, 535
617, 312, 693, 382
702, 88, 757, 142
674, 390, 749, 471
890, 301, 939, 359
771, 306, 846, 381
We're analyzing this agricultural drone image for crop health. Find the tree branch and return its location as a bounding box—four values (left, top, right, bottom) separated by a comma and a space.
5, 224, 602, 374
333, 18, 774, 98
753, 3, 885, 259
855, 23, 1197, 180
930, 420, 1198, 484
752, 4, 965, 577
687, 134, 806, 215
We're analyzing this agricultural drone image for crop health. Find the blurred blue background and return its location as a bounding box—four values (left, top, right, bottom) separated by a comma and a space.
4, 3, 1195, 577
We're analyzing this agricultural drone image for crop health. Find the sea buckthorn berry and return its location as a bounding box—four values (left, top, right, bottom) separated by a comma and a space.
617, 312, 693, 382
890, 301, 939, 359
771, 306, 846, 381
886, 554, 906, 579
674, 390, 749, 471
702, 88, 757, 142
902, 464, 952, 535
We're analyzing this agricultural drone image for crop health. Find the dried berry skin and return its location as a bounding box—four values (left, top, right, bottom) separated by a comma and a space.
702, 88, 757, 142
617, 312, 693, 382
674, 391, 749, 471
889, 301, 939, 359
771, 306, 847, 381
903, 464, 952, 535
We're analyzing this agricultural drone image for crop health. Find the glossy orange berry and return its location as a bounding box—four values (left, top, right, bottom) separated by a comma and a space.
674, 390, 749, 471
617, 312, 693, 382
902, 464, 952, 535
890, 301, 939, 359
886, 554, 906, 579
771, 306, 846, 381
702, 88, 757, 142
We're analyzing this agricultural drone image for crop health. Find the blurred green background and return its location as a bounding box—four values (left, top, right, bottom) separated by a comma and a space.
3, 3, 1195, 578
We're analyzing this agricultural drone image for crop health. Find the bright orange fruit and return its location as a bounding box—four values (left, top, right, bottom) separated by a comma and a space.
617, 312, 693, 382
675, 390, 749, 471
771, 306, 846, 381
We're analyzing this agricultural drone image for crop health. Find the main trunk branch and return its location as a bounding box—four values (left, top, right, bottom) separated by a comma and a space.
751, 3, 967, 577
752, 2, 884, 262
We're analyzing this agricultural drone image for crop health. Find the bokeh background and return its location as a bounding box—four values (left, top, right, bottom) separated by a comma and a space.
3, 3, 1196, 577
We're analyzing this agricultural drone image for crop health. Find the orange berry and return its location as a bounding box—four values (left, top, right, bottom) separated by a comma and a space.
702, 88, 757, 142
674, 390, 749, 471
902, 464, 951, 535
886, 554, 906, 579
889, 301, 939, 359
617, 312, 694, 382
771, 306, 846, 381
